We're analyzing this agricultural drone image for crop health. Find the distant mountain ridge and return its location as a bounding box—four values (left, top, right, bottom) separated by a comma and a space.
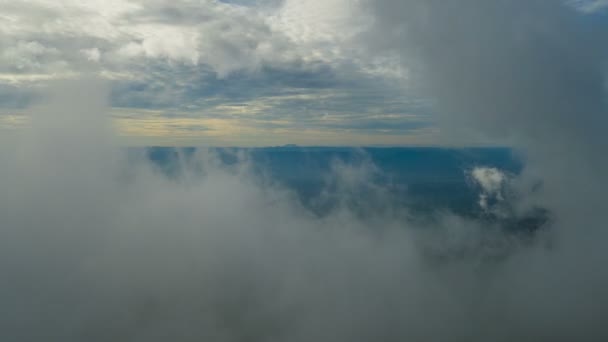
138, 147, 520, 214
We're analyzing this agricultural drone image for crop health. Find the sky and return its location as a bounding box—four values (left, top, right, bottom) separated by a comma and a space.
1, 0, 603, 146
0, 0, 423, 146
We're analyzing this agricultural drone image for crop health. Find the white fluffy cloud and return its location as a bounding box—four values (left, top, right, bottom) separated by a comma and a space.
470, 167, 509, 215
0, 0, 405, 83
0, 0, 368, 80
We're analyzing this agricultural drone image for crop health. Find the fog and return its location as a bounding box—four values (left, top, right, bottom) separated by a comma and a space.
2, 1, 608, 341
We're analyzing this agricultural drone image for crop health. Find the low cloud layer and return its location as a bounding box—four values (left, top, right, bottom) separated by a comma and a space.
0, 81, 486, 341
0, 75, 606, 341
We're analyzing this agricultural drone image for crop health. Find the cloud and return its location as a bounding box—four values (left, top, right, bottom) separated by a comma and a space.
470, 167, 507, 212
0, 77, 596, 341
359, 0, 608, 337
0, 0, 429, 145
0, 83, 39, 109
0, 0, 313, 79
569, 0, 608, 12
363, 0, 608, 149
0, 80, 479, 340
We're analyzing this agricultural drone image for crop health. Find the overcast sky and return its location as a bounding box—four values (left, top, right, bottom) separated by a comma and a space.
0, 0, 606, 146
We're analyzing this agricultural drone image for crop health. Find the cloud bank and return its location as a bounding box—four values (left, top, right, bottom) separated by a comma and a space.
0, 81, 500, 341
0, 79, 603, 342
